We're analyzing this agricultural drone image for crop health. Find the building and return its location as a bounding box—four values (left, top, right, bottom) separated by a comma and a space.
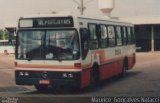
5, 26, 16, 43
120, 17, 160, 52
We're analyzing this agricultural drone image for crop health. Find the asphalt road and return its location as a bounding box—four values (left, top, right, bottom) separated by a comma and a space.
0, 53, 160, 102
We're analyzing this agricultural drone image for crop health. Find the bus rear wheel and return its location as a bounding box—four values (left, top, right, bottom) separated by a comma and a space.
121, 60, 128, 77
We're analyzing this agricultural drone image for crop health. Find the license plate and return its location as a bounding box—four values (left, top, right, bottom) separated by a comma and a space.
39, 80, 50, 85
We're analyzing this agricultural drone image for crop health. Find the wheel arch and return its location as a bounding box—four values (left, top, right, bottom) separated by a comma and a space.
123, 56, 129, 70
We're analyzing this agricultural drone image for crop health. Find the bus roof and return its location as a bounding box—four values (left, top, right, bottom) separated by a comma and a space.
19, 13, 133, 28
20, 12, 73, 19
20, 13, 132, 24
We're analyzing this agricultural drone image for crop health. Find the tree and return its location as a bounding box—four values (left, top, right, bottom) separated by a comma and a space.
4, 29, 9, 40
0, 29, 4, 40
0, 29, 10, 40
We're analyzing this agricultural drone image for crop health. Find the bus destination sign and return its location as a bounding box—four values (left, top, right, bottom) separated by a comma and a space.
33, 17, 74, 28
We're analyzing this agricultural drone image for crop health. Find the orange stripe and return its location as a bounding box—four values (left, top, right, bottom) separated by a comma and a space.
16, 64, 77, 69
16, 64, 92, 69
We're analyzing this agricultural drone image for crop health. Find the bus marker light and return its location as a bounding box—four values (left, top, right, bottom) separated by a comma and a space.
74, 63, 81, 68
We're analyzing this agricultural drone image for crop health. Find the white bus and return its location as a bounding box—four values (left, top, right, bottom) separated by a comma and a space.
0, 40, 15, 54
15, 13, 136, 92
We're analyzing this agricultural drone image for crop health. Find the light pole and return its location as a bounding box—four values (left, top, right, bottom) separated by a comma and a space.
80, 0, 84, 15
73, 0, 93, 15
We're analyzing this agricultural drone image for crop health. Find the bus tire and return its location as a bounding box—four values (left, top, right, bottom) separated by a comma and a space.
121, 59, 128, 77
34, 84, 49, 92
90, 65, 99, 88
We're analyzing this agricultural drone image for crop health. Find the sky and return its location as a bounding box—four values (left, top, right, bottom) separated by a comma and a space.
0, 0, 160, 28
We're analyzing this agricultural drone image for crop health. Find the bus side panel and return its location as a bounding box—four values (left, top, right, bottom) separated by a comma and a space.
128, 53, 136, 70
80, 68, 91, 88
99, 64, 113, 80
115, 60, 124, 75
99, 59, 123, 80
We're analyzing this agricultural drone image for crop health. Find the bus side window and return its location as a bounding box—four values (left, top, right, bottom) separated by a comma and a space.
127, 27, 132, 44
108, 26, 116, 47
131, 27, 136, 44
99, 25, 108, 48
88, 24, 98, 49
115, 26, 122, 46
80, 28, 89, 60
122, 27, 127, 45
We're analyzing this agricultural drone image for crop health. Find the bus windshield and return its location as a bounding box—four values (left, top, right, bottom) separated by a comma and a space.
16, 29, 80, 60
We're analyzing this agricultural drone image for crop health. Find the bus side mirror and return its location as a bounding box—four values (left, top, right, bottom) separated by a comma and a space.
80, 28, 89, 41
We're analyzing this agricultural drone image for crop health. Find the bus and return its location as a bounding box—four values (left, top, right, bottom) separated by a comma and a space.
0, 40, 15, 54
15, 13, 136, 91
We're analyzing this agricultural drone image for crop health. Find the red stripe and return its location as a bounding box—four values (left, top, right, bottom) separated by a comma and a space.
80, 68, 91, 88
99, 59, 123, 80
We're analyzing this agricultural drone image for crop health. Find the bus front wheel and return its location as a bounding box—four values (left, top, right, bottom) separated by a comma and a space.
90, 65, 99, 88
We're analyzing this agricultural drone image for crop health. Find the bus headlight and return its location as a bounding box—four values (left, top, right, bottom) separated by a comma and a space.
62, 73, 74, 78
24, 72, 29, 76
62, 73, 68, 78
19, 72, 24, 76
68, 73, 73, 78
19, 72, 29, 77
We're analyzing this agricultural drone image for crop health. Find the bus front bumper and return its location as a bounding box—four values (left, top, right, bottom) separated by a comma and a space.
15, 70, 81, 88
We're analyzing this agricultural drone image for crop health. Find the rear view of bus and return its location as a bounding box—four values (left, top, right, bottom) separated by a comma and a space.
15, 13, 136, 92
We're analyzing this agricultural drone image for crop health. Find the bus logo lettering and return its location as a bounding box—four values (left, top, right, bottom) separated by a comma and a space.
33, 17, 73, 28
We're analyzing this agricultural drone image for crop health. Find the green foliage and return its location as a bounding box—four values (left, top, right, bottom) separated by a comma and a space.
4, 30, 9, 40
0, 29, 4, 40
0, 29, 10, 40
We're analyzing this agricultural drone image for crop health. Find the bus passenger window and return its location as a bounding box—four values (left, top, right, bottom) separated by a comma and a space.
127, 27, 132, 44
100, 25, 108, 48
116, 26, 122, 46
122, 27, 128, 45
88, 24, 98, 49
108, 26, 116, 47
80, 28, 89, 60
131, 27, 136, 44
